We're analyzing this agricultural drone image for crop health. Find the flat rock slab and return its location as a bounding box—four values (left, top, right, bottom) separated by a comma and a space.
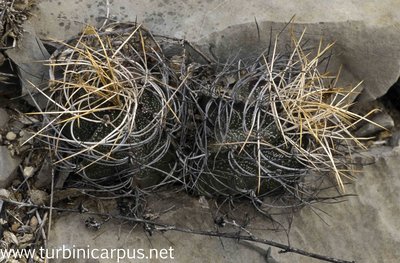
29, 0, 400, 102
48, 146, 400, 263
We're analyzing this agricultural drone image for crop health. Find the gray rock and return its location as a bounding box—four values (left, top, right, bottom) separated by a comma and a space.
0, 108, 9, 128
5, 22, 49, 108
5, 131, 17, 141
34, 159, 52, 189
29, 0, 400, 103
0, 189, 11, 199
0, 146, 21, 188
355, 112, 394, 137
22, 166, 35, 178
389, 131, 400, 147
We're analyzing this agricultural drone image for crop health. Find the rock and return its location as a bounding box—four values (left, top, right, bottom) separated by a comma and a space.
0, 189, 11, 199
22, 166, 35, 178
355, 112, 394, 137
11, 222, 20, 232
28, 190, 49, 206
5, 131, 17, 141
30, 0, 400, 103
390, 131, 400, 147
271, 146, 400, 263
5, 22, 49, 108
7, 120, 24, 134
0, 108, 9, 128
0, 146, 21, 187
34, 159, 52, 189
30, 216, 38, 231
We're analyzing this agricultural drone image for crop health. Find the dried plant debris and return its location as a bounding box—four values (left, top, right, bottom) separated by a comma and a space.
26, 22, 377, 216
0, 186, 48, 263
0, 0, 35, 48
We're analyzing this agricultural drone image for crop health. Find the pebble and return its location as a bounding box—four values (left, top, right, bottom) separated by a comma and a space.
0, 188, 11, 199
23, 166, 35, 178
11, 222, 20, 232
5, 131, 17, 141
30, 216, 38, 230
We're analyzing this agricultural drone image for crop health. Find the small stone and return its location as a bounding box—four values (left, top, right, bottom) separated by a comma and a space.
30, 216, 38, 230
28, 189, 49, 206
11, 222, 20, 232
0, 188, 11, 199
6, 131, 17, 141
23, 166, 35, 178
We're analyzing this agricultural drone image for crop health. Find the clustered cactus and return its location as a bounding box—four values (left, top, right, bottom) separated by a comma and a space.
31, 22, 374, 212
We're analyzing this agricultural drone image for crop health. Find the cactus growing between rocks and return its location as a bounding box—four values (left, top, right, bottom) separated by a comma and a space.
28, 22, 377, 213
